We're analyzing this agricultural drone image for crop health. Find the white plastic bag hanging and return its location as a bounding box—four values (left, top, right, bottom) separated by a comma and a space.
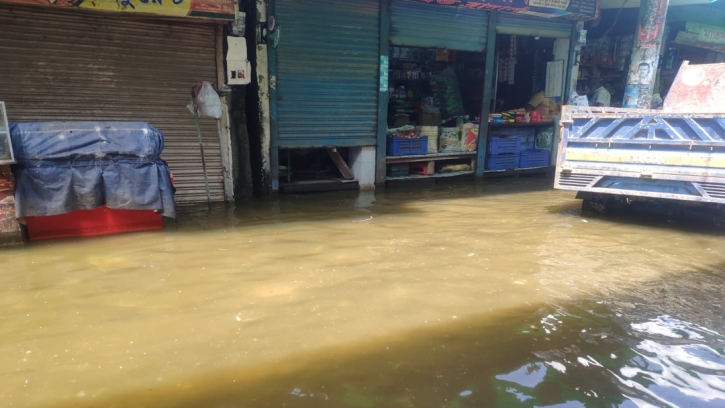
187, 81, 222, 119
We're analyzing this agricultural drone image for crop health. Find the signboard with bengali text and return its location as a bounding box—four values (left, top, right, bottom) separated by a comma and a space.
2, 0, 236, 20
411, 0, 597, 19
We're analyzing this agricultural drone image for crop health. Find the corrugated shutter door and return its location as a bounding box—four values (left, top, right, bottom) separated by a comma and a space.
0, 6, 224, 203
496, 13, 573, 38
275, 0, 380, 148
390, 0, 489, 52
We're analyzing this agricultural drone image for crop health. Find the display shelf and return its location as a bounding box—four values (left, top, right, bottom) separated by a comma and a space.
386, 170, 474, 181
389, 78, 432, 82
488, 122, 555, 128
483, 165, 554, 177
386, 151, 476, 163
579, 62, 621, 69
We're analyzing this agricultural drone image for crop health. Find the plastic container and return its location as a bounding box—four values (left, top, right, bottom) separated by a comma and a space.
518, 149, 550, 168
415, 126, 439, 154
24, 206, 163, 241
388, 163, 409, 177
485, 154, 520, 170
489, 136, 521, 154
387, 136, 428, 156
410, 162, 432, 175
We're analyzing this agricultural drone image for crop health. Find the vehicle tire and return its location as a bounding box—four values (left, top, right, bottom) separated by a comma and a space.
581, 199, 595, 212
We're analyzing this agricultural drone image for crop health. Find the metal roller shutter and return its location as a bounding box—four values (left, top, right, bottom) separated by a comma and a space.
0, 6, 224, 203
274, 0, 380, 148
496, 13, 573, 39
390, 0, 489, 52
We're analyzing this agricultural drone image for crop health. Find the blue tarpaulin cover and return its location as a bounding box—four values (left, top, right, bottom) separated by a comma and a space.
10, 122, 175, 218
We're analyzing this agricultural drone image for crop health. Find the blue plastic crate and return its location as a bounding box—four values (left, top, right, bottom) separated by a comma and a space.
519, 149, 550, 168
489, 136, 521, 154
387, 136, 428, 156
485, 154, 520, 170
388, 164, 409, 177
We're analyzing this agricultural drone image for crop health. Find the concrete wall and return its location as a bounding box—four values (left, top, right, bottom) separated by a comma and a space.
0, 165, 22, 245
349, 146, 376, 190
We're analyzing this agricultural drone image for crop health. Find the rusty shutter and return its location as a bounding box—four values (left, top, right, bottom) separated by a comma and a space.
0, 5, 224, 203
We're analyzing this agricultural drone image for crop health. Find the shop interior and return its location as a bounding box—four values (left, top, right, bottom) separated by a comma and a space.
577, 6, 725, 109
385, 34, 560, 181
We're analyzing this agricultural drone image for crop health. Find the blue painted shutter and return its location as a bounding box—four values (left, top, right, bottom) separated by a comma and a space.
275, 0, 380, 148
496, 13, 573, 38
390, 0, 489, 52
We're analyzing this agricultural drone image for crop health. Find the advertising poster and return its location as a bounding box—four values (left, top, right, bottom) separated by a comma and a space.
4, 0, 236, 20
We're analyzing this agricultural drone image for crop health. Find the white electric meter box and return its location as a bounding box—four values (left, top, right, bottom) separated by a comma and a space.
0, 102, 14, 165
226, 36, 251, 85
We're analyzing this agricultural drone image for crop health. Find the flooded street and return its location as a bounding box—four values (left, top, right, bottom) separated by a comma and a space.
2, 178, 725, 408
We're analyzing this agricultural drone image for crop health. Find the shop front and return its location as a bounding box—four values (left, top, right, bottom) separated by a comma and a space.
0, 0, 236, 203
382, 1, 579, 183
263, 0, 593, 191
267, 0, 381, 192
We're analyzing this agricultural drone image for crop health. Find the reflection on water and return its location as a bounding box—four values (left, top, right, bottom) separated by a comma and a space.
2, 179, 725, 407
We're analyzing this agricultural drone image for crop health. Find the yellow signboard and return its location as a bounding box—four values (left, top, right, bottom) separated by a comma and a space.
566, 149, 725, 169
4, 0, 236, 20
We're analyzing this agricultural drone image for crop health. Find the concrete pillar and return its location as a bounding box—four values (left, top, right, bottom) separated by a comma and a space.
0, 165, 23, 245
622, 0, 670, 109
349, 146, 376, 190
553, 38, 571, 101
255, 0, 273, 193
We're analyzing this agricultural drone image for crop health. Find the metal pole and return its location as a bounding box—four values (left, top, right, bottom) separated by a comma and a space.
475, 11, 498, 179
192, 90, 213, 208
622, 0, 670, 109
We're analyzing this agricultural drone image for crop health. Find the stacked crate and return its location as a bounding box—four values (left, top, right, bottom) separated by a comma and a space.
486, 136, 521, 170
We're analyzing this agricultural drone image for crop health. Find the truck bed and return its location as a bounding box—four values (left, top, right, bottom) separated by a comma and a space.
554, 106, 725, 204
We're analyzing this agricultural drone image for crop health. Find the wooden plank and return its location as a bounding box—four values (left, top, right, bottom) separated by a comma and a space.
325, 148, 355, 180
386, 153, 477, 163
483, 166, 554, 178
386, 151, 476, 160
386, 170, 475, 181
280, 179, 358, 194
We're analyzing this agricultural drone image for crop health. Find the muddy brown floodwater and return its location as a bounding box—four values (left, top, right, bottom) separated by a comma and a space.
2, 178, 725, 408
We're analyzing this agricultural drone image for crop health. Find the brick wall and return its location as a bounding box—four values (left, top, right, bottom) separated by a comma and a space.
0, 165, 23, 245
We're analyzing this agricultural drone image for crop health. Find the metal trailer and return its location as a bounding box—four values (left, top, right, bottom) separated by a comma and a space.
554, 61, 725, 217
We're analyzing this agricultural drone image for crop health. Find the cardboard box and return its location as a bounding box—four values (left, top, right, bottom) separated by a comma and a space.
417, 113, 441, 126
393, 115, 411, 127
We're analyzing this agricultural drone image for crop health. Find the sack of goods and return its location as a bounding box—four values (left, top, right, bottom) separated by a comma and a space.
439, 127, 461, 152
460, 123, 478, 152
